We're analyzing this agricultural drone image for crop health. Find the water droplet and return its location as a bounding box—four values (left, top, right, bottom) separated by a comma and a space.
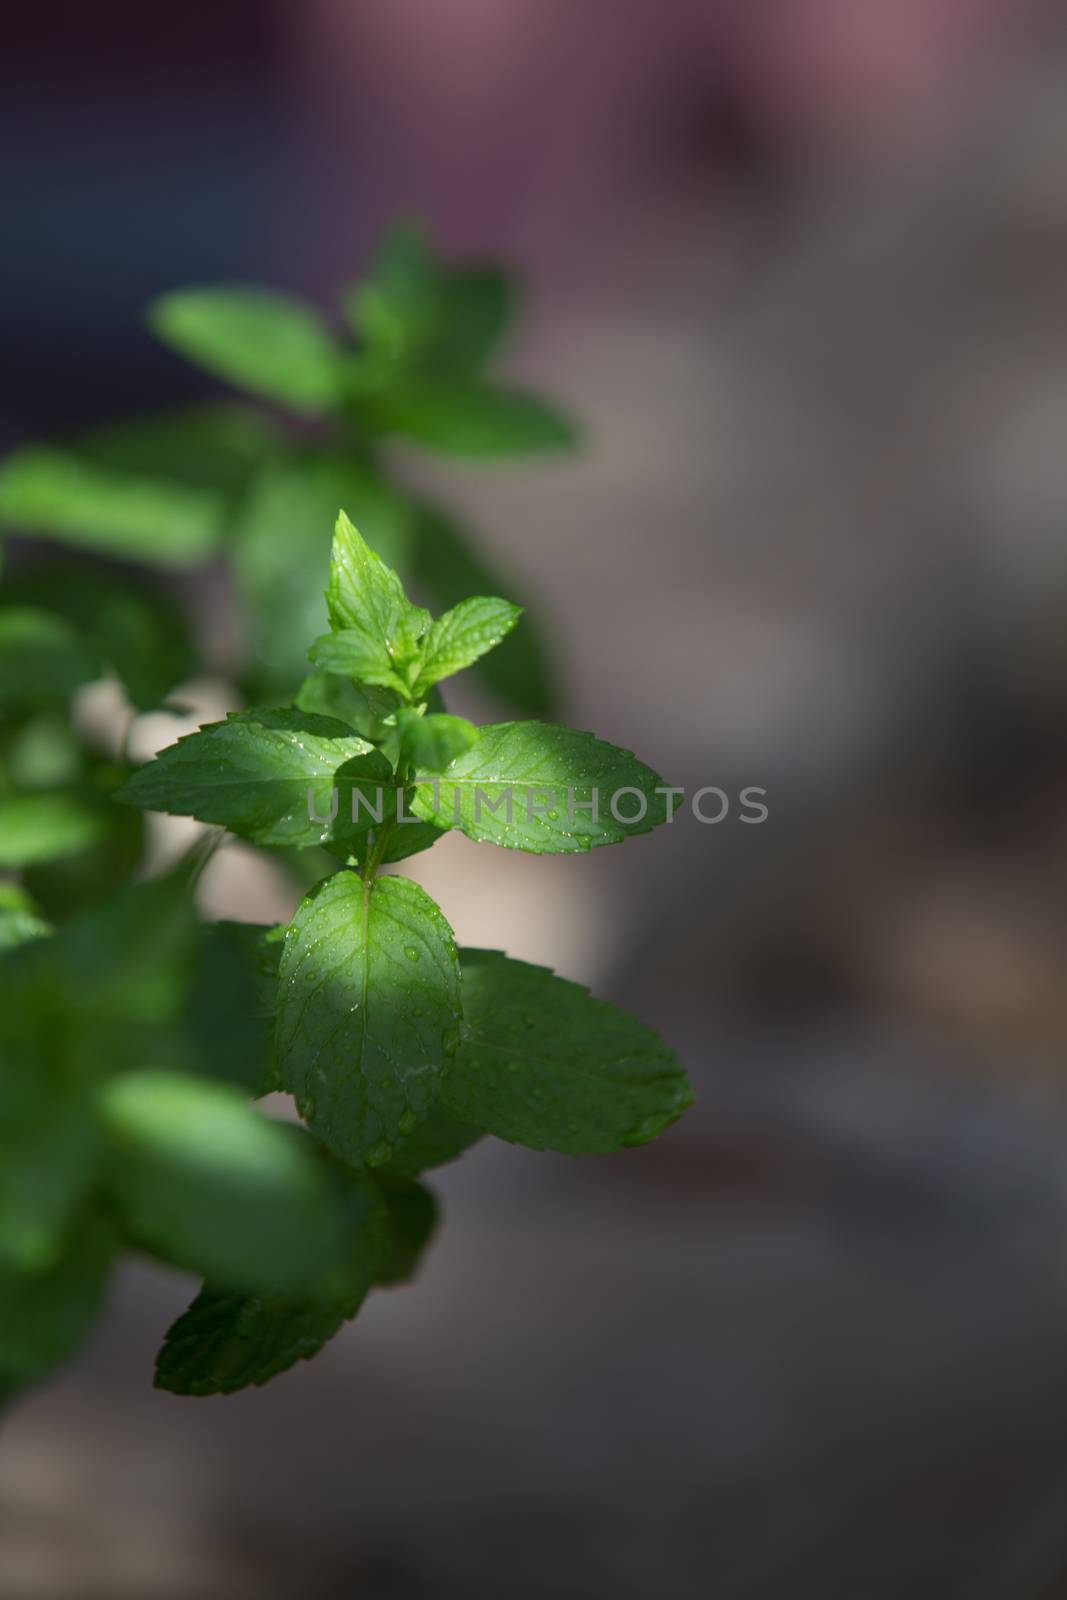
404, 946, 419, 961
547, 809, 559, 822
398, 1110, 417, 1136
443, 1026, 461, 1057
366, 1140, 392, 1167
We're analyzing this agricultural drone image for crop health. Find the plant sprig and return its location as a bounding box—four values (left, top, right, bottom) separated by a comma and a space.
111, 511, 691, 1393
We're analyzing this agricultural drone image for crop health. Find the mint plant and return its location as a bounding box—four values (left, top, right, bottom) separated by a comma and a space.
115, 513, 688, 1394
0, 234, 690, 1404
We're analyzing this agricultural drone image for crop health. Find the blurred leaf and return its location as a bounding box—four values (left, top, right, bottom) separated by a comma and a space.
154, 1287, 351, 1396
65, 867, 196, 1018
0, 608, 99, 712
0, 884, 51, 953
0, 1215, 115, 1393
22, 788, 144, 923
0, 1095, 100, 1274
77, 403, 281, 491
3, 714, 85, 791
374, 1179, 438, 1286
345, 223, 515, 372
444, 950, 693, 1154
408, 499, 557, 716
186, 921, 285, 1095
0, 791, 109, 868
1, 567, 196, 712
154, 1162, 389, 1394
354, 376, 577, 457
149, 287, 341, 415
0, 447, 226, 565
0, 869, 200, 1115
231, 452, 415, 699
99, 1071, 354, 1298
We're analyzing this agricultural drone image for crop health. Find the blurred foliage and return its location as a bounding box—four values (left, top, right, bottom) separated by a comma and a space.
0, 222, 576, 717
0, 226, 575, 1404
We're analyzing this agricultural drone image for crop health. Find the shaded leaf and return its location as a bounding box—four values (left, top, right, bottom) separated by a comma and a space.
396, 710, 477, 774
374, 1179, 438, 1285
379, 1107, 483, 1179
186, 921, 285, 1095
443, 951, 693, 1153
99, 1071, 354, 1298
357, 377, 577, 456
0, 1215, 114, 1393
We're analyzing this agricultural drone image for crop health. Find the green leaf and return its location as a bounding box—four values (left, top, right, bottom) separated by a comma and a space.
408, 499, 557, 716
154, 1288, 351, 1396
116, 709, 392, 850
0, 446, 226, 565
345, 224, 515, 372
412, 722, 669, 853
77, 403, 280, 491
276, 871, 462, 1166
76, 583, 194, 712
319, 511, 430, 691
356, 377, 577, 456
21, 783, 145, 923
154, 1162, 389, 1394
378, 818, 447, 866
411, 596, 522, 697
0, 869, 198, 1083
295, 671, 402, 741
99, 1071, 354, 1298
0, 1215, 115, 1392
148, 287, 341, 415
231, 453, 416, 700
444, 951, 693, 1153
374, 1179, 438, 1285
1, 568, 197, 713
379, 1107, 482, 1179
397, 710, 477, 774
186, 922, 285, 1095
0, 791, 109, 868
0, 607, 99, 711
0, 1095, 101, 1273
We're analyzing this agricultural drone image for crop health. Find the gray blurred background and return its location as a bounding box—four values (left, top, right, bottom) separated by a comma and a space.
6, 1, 1067, 1595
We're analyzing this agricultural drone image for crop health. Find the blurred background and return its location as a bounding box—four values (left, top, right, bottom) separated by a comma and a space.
6, 0, 1067, 1594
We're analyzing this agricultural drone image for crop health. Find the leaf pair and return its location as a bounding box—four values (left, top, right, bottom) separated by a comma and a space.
310, 510, 522, 702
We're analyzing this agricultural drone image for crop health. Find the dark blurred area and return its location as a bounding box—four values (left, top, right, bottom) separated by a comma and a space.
7, 1, 1067, 1595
